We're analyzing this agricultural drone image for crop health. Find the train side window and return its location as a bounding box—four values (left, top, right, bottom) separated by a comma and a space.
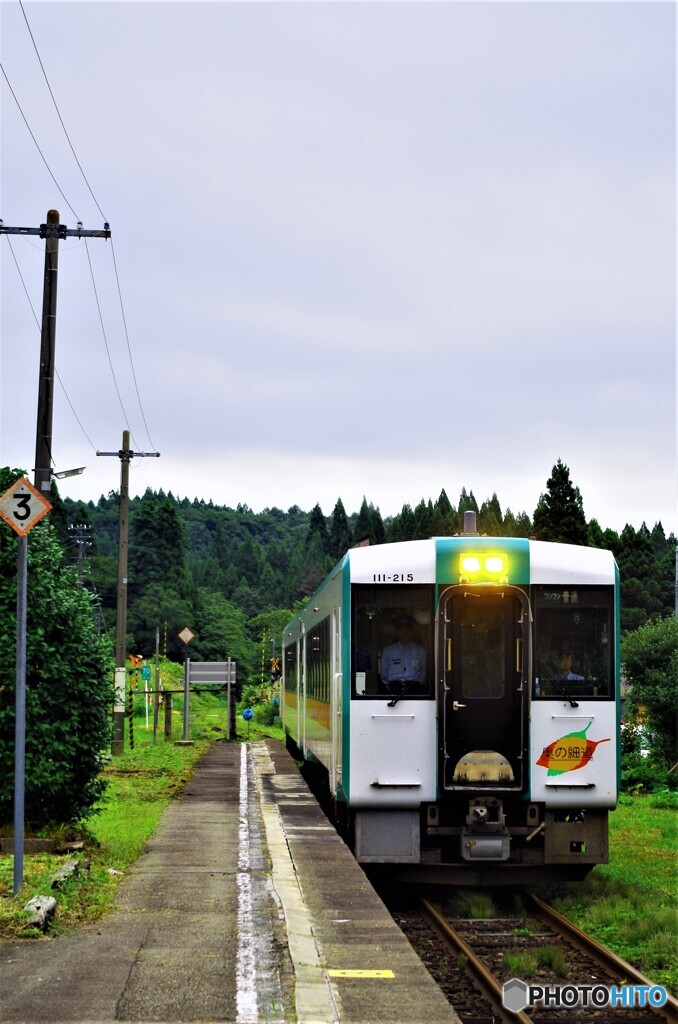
307, 617, 331, 704
284, 643, 297, 692
351, 584, 434, 699
533, 586, 614, 699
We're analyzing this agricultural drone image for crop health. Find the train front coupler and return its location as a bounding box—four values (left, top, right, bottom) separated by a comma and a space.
461, 797, 511, 861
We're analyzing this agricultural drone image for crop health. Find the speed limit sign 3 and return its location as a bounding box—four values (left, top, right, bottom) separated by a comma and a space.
0, 477, 52, 536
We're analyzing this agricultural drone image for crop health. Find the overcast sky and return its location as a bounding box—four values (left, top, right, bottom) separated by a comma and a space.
1, 1, 675, 535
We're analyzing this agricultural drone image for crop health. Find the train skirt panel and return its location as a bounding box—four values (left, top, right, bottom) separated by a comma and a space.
530, 702, 618, 808
348, 701, 437, 808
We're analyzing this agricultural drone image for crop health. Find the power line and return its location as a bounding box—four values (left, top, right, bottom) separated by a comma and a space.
0, 62, 79, 220
15, 0, 157, 452
83, 237, 140, 452
110, 239, 157, 451
2, 233, 98, 454
1, 213, 111, 494
18, 0, 108, 223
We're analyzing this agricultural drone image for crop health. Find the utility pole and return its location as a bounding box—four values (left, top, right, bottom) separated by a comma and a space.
97, 431, 160, 754
0, 210, 111, 494
68, 523, 91, 580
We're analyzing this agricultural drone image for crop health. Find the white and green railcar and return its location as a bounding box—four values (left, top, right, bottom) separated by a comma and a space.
281, 528, 620, 885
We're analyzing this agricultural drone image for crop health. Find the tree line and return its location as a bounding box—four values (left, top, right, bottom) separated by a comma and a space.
50, 457, 674, 672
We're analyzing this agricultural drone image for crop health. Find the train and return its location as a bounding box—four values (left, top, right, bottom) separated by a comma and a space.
281, 518, 620, 885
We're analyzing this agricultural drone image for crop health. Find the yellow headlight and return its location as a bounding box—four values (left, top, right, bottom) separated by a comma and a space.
485, 556, 505, 573
459, 552, 509, 582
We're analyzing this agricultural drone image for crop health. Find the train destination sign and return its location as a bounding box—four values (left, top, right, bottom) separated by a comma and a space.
0, 477, 52, 536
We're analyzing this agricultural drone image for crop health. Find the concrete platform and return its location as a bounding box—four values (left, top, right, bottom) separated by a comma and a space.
0, 739, 460, 1023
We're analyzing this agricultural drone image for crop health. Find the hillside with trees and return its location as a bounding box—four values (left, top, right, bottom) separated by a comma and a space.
46, 458, 675, 682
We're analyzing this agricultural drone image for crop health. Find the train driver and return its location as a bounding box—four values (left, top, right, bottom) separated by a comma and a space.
536, 647, 585, 697
554, 651, 584, 682
380, 615, 427, 692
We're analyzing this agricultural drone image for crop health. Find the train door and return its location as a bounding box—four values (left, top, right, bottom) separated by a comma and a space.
300, 625, 307, 754
330, 606, 343, 796
283, 637, 301, 747
439, 587, 529, 790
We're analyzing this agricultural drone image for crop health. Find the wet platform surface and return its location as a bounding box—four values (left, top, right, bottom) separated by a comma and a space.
0, 740, 460, 1023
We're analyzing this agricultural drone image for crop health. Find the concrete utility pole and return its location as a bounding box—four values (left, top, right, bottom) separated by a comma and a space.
97, 432, 160, 754
0, 210, 111, 494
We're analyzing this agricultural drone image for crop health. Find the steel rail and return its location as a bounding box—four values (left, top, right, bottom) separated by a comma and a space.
420, 895, 532, 1024
525, 892, 678, 1021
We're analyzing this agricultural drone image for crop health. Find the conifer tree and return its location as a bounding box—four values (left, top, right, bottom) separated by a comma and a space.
306, 503, 330, 554
479, 493, 502, 535
433, 489, 457, 534
129, 497, 189, 591
413, 499, 433, 539
435, 488, 453, 518
386, 513, 402, 543
532, 459, 587, 545
128, 497, 195, 653
329, 498, 352, 559
617, 525, 665, 630
514, 512, 533, 537
353, 498, 375, 545
291, 533, 331, 598
458, 488, 479, 514
503, 509, 517, 536
370, 503, 386, 545
398, 503, 416, 541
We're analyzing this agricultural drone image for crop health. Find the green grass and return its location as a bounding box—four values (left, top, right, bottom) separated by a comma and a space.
536, 946, 569, 978
553, 794, 677, 992
0, 727, 208, 937
0, 688, 283, 939
504, 949, 537, 979
444, 890, 497, 919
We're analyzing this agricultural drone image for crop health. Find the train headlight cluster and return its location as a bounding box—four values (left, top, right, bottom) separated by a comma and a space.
459, 553, 509, 583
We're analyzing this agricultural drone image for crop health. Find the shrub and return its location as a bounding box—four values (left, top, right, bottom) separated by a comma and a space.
0, 469, 114, 826
622, 616, 678, 768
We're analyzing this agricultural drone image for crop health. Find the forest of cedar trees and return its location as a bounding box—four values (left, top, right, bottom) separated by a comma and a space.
50, 459, 674, 683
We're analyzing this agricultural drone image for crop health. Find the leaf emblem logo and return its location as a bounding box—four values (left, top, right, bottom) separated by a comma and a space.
537, 721, 610, 776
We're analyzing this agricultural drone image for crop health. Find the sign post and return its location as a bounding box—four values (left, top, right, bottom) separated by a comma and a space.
141, 663, 151, 728
178, 628, 195, 746
181, 661, 237, 739
227, 657, 233, 740
0, 478, 52, 895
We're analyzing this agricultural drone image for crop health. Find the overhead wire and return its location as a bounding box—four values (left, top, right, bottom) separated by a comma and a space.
0, 58, 137, 452
5, 2, 159, 452
84, 238, 140, 451
7, 224, 138, 619
3, 232, 98, 455
0, 62, 80, 221
110, 240, 157, 451
18, 0, 157, 452
18, 0, 107, 224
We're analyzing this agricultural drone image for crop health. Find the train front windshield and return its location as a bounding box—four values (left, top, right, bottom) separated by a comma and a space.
351, 584, 434, 699
533, 586, 614, 699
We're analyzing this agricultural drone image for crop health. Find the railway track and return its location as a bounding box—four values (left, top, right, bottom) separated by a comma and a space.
389, 889, 677, 1024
